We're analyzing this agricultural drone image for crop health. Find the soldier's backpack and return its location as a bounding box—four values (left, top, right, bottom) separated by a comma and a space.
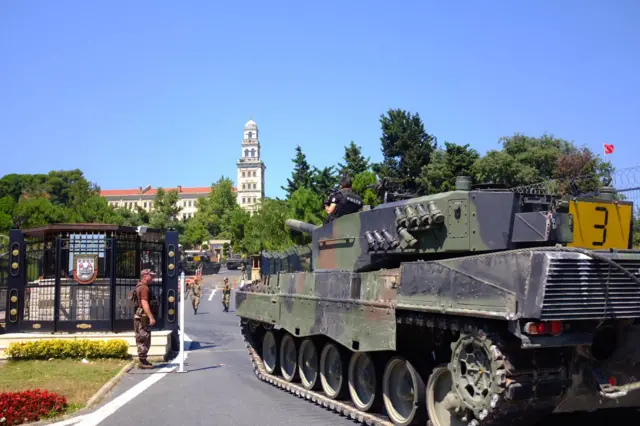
126, 284, 141, 310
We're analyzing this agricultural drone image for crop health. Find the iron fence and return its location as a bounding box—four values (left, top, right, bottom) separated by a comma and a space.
5, 225, 179, 335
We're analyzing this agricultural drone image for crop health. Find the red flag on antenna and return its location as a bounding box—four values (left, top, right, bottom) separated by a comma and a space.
604, 143, 614, 155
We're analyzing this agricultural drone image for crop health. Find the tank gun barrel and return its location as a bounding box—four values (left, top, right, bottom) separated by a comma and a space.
285, 219, 320, 234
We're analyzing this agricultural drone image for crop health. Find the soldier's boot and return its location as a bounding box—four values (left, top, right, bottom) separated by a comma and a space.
138, 359, 153, 369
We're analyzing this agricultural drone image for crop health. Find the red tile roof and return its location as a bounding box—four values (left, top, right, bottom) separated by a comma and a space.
101, 186, 237, 197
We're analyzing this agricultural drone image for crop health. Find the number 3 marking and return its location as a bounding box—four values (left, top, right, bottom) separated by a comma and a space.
592, 206, 608, 246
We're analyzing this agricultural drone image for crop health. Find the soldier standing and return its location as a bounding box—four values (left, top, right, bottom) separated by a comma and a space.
191, 274, 202, 314
133, 269, 156, 369
222, 277, 231, 312
240, 262, 246, 280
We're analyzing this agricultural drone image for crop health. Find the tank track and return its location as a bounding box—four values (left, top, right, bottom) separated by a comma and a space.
240, 318, 395, 426
238, 310, 570, 426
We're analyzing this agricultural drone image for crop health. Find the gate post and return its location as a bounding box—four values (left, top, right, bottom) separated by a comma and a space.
5, 229, 25, 333
164, 230, 179, 351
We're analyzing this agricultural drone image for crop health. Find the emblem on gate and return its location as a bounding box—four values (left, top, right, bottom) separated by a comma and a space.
73, 254, 99, 284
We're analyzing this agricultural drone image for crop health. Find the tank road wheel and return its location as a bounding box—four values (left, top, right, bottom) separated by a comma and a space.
279, 333, 299, 382
426, 366, 467, 426
448, 332, 507, 423
382, 356, 426, 426
248, 320, 260, 334
320, 343, 348, 399
262, 330, 280, 375
298, 338, 320, 390
348, 352, 381, 412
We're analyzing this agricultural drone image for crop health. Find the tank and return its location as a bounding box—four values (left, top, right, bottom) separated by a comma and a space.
235, 176, 640, 426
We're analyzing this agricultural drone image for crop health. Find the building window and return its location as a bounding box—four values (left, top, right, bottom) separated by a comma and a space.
144, 202, 147, 208
253, 170, 256, 177
242, 197, 246, 204
253, 197, 256, 203
188, 200, 192, 207
242, 171, 245, 177
245, 149, 249, 157
248, 131, 252, 139
253, 183, 256, 189
242, 183, 245, 189
250, 148, 255, 157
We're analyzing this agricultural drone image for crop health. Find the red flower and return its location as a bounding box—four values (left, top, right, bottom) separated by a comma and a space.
0, 389, 67, 425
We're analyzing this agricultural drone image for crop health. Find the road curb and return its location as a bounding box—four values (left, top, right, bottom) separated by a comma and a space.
22, 359, 135, 426
86, 359, 136, 408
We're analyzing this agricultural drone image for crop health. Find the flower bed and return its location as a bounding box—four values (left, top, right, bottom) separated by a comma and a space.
0, 389, 67, 425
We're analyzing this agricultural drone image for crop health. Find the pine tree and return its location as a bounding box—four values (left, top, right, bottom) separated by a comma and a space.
282, 145, 315, 198
337, 141, 370, 178
372, 109, 437, 193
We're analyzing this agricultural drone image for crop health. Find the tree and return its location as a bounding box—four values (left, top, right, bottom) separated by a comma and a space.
282, 146, 315, 198
337, 141, 370, 178
196, 176, 245, 239
241, 198, 292, 254
352, 171, 380, 207
473, 133, 607, 190
372, 109, 437, 193
0, 196, 15, 234
287, 188, 324, 245
418, 142, 480, 194
183, 215, 210, 249
113, 206, 148, 227
12, 197, 67, 229
553, 146, 613, 195
311, 166, 339, 200
149, 188, 182, 232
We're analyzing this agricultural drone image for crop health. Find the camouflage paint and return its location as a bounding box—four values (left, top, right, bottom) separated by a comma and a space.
237, 181, 640, 350
236, 179, 640, 423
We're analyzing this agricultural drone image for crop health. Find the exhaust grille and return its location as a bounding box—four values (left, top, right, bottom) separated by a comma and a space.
540, 258, 640, 321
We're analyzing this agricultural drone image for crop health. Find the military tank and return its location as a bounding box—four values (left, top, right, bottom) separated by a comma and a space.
236, 176, 640, 426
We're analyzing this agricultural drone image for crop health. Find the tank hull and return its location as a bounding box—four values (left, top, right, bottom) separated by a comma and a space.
236, 247, 640, 425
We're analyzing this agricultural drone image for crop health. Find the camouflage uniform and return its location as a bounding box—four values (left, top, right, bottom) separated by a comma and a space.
132, 269, 156, 369
222, 279, 231, 312
191, 278, 202, 314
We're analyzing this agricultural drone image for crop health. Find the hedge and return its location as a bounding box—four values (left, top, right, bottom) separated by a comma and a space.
0, 389, 67, 425
5, 339, 129, 360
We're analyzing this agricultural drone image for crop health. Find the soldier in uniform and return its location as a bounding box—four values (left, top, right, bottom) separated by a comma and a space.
240, 261, 246, 280
324, 175, 363, 221
222, 277, 231, 312
133, 269, 156, 369
191, 273, 202, 314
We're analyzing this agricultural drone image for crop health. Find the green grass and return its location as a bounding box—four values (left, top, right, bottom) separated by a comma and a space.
0, 358, 129, 413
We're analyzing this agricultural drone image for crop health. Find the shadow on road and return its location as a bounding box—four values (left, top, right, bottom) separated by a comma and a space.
188, 341, 219, 351
180, 364, 223, 373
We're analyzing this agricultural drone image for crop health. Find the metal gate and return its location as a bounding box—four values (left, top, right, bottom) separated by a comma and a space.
4, 225, 179, 334
0, 236, 7, 327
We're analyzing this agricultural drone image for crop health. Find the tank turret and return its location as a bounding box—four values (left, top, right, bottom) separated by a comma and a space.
309, 176, 575, 272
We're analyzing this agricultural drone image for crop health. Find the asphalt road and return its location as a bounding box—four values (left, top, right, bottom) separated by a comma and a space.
91, 269, 355, 426
80, 269, 639, 426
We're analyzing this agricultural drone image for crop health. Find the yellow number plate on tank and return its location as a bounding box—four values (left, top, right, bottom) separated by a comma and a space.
568, 200, 633, 249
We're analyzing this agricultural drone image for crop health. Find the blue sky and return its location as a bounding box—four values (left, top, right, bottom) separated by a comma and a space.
1, 0, 638, 199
